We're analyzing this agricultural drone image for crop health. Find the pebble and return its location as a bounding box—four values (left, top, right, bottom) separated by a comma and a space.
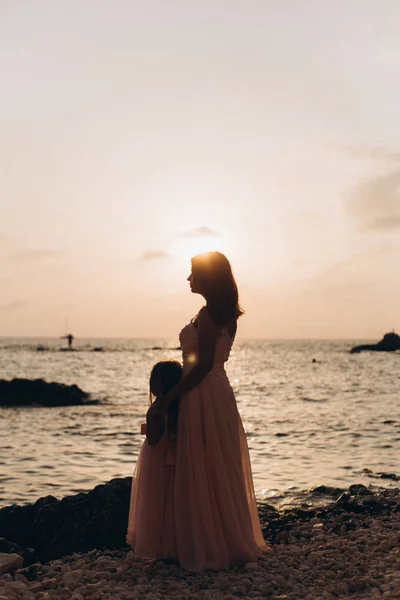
0, 553, 24, 576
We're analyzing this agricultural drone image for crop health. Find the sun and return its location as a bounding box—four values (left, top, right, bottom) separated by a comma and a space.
175, 232, 227, 265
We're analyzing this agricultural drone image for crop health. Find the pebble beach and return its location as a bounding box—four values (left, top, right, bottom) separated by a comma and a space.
1, 486, 400, 600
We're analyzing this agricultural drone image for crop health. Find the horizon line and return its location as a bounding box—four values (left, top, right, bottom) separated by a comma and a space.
0, 334, 390, 342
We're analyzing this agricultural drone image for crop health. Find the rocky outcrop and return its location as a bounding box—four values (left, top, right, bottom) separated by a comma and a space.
350, 331, 400, 354
0, 478, 131, 564
0, 378, 97, 407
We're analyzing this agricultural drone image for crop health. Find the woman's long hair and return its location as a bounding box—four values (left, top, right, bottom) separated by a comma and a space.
191, 251, 244, 325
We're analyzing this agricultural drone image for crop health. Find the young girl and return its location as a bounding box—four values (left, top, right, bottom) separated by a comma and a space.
126, 360, 182, 559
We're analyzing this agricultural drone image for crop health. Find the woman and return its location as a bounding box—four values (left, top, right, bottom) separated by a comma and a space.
159, 251, 270, 572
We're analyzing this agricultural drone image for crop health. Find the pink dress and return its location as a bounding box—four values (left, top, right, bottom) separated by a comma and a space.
126, 426, 177, 558
174, 320, 269, 571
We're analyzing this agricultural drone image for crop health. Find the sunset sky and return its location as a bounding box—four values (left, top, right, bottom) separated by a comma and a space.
1, 0, 399, 339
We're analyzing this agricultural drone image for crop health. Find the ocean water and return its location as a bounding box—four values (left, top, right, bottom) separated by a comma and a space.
1, 337, 399, 508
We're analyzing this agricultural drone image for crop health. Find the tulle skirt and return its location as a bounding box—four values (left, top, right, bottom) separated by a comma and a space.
174, 369, 269, 571
127, 435, 176, 559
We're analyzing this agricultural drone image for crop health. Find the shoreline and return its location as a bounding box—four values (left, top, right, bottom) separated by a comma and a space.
0, 481, 399, 598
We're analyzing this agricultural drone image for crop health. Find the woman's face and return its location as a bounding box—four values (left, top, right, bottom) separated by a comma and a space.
187, 271, 201, 294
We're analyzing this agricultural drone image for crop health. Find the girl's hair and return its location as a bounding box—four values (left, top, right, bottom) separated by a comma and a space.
149, 360, 182, 405
191, 251, 244, 325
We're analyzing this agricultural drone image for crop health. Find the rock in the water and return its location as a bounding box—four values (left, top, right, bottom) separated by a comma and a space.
311, 485, 344, 497
350, 331, 400, 353
0, 378, 98, 407
0, 553, 23, 575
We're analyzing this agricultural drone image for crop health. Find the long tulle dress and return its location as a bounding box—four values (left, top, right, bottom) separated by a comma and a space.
174, 319, 269, 571
126, 424, 177, 559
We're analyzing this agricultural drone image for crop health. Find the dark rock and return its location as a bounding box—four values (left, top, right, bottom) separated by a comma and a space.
311, 485, 344, 497
360, 468, 400, 481
358, 495, 388, 514
336, 492, 354, 508
21, 563, 42, 581
0, 378, 98, 407
349, 484, 369, 496
350, 331, 400, 353
0, 537, 38, 565
261, 488, 399, 543
0, 477, 132, 563
378, 472, 400, 481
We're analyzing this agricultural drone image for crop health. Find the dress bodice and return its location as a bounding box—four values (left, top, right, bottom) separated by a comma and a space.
179, 319, 234, 373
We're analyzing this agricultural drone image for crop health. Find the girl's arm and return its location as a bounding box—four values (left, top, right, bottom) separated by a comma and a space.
159, 307, 220, 410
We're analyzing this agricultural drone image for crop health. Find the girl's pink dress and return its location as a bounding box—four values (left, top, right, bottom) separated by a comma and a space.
127, 319, 269, 570
127, 429, 176, 558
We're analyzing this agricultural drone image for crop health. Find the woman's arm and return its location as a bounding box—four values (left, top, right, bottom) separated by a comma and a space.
159, 307, 219, 410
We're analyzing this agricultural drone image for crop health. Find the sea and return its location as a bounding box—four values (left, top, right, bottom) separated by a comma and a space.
1, 337, 399, 509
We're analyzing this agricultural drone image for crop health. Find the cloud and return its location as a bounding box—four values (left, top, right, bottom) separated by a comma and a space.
346, 168, 400, 231
139, 250, 170, 261
7, 248, 63, 262
177, 226, 222, 238
333, 143, 400, 162
1, 299, 28, 310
